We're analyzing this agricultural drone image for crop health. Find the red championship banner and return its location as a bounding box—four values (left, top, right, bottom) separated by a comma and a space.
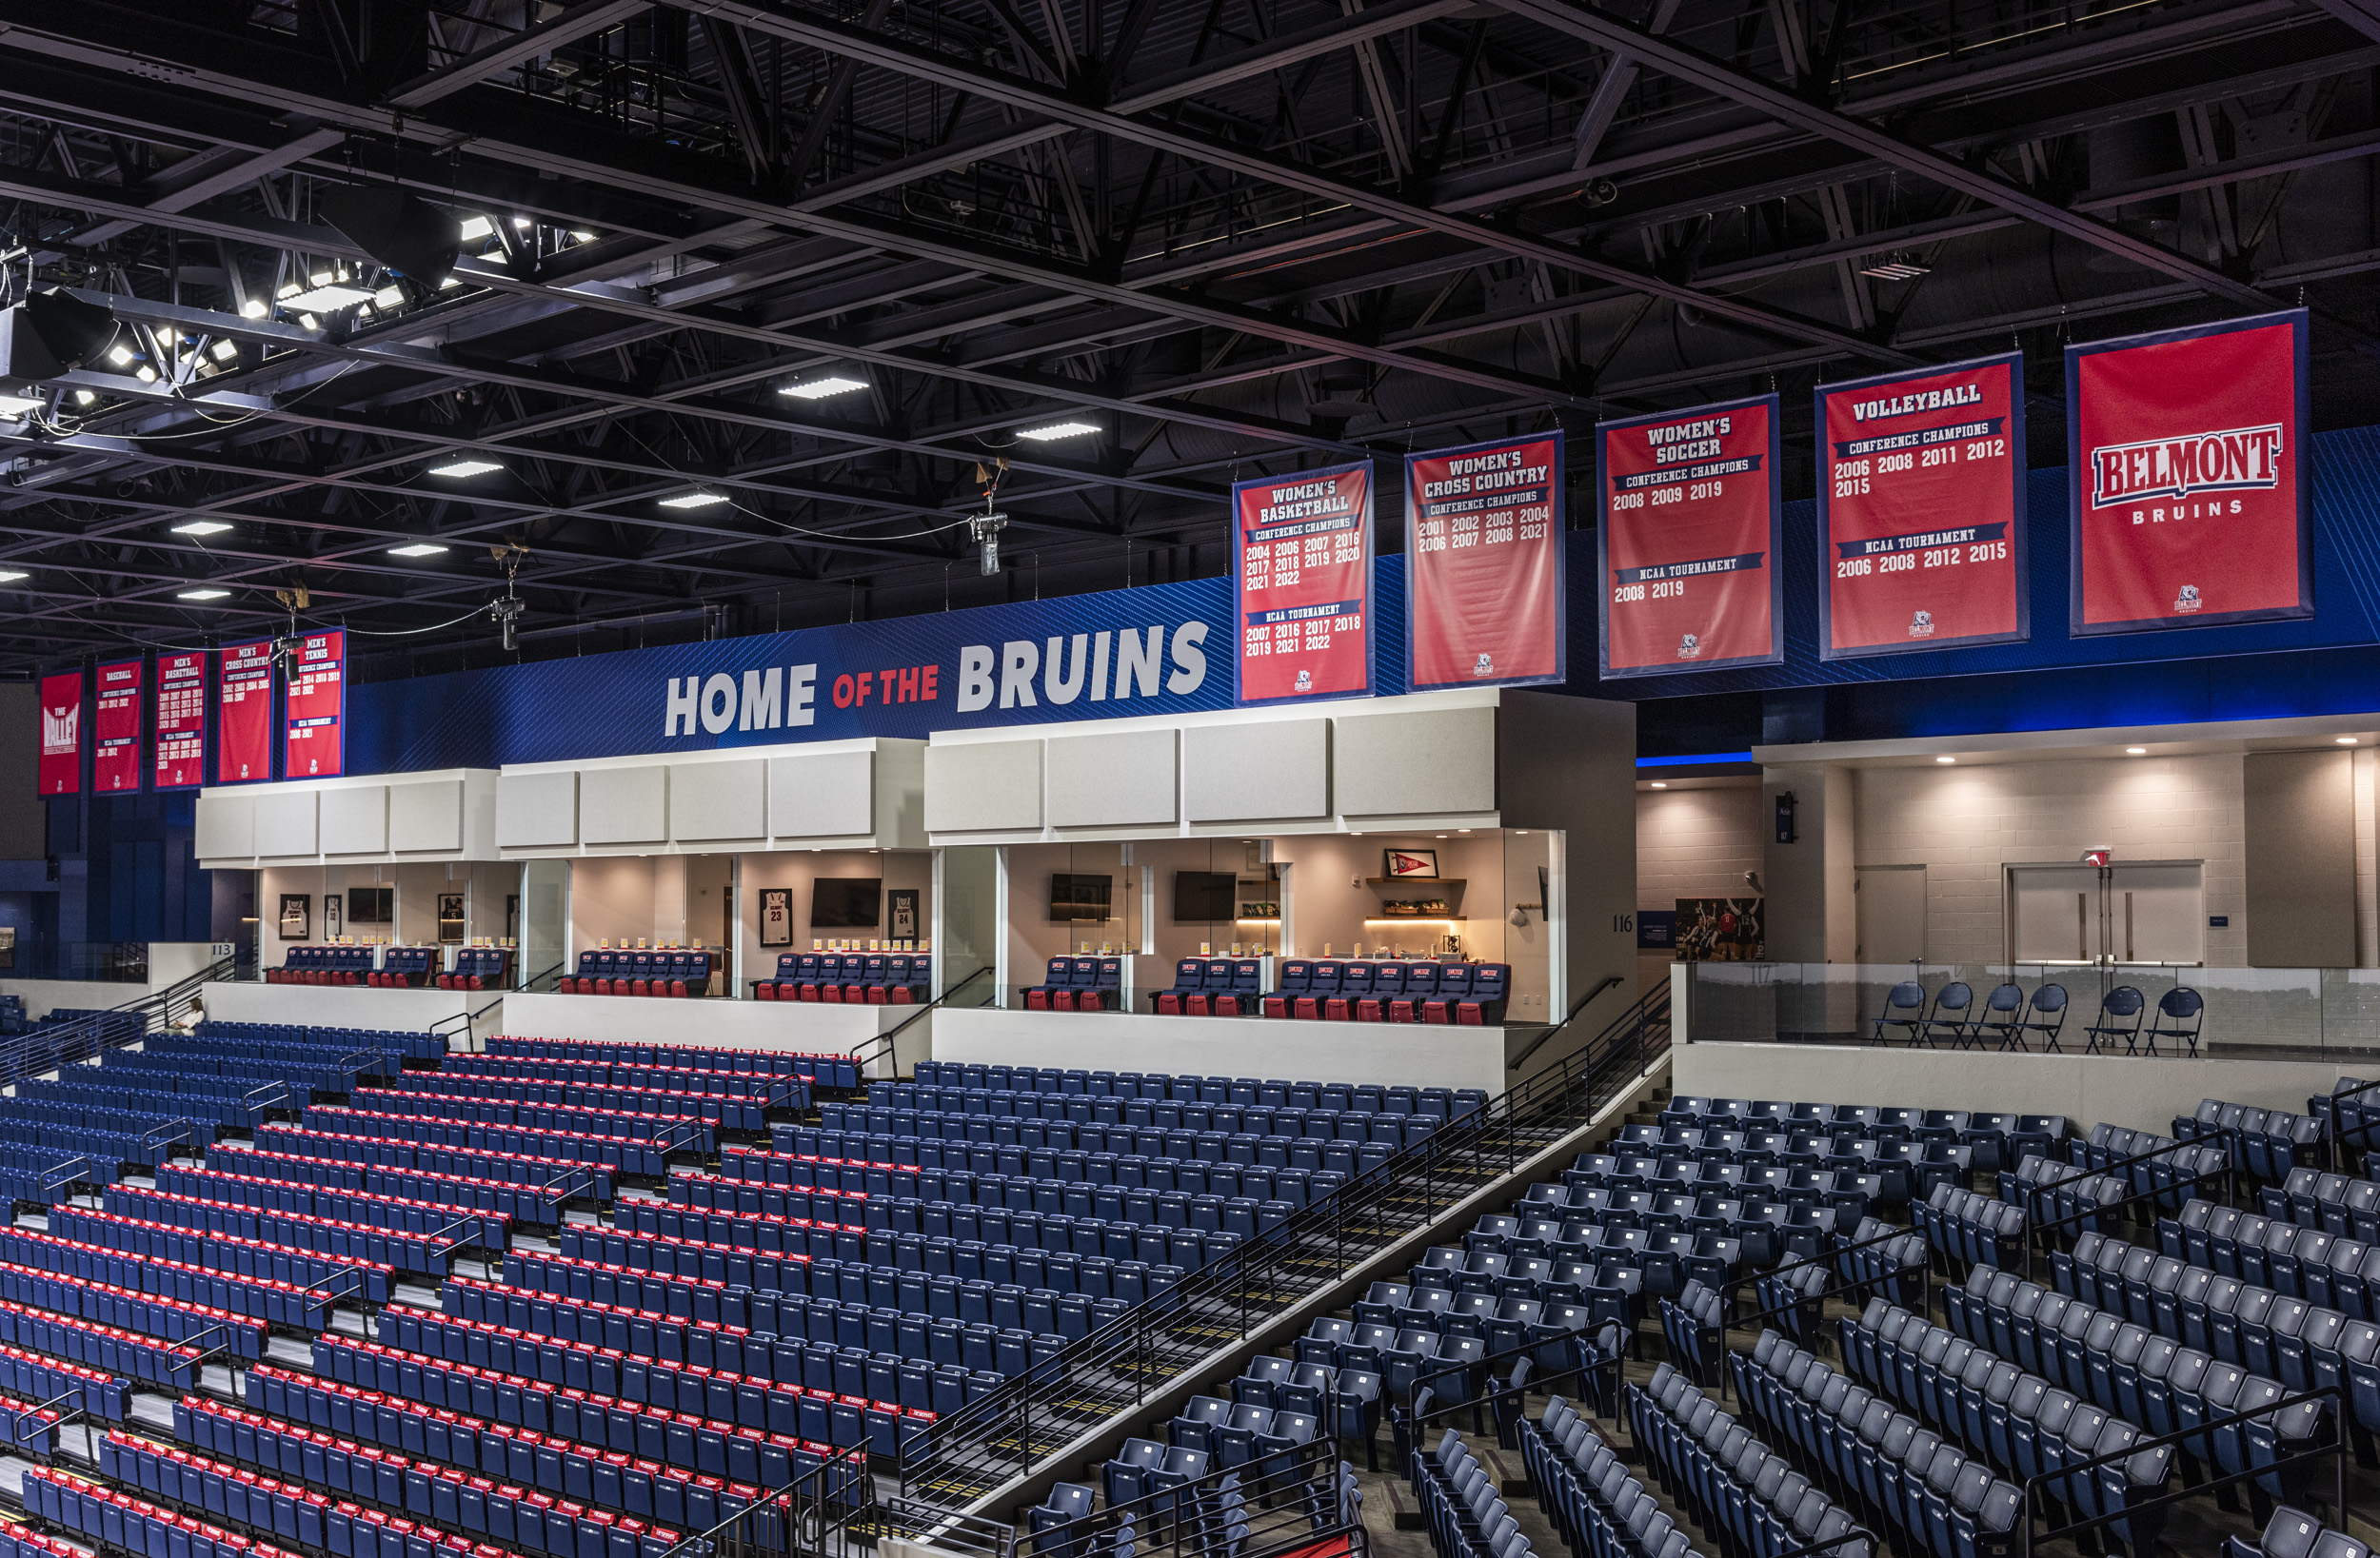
1816, 352, 2028, 660
1597, 394, 1782, 678
218, 640, 276, 783
92, 659, 145, 793
286, 629, 347, 777
1232, 463, 1374, 704
154, 652, 208, 790
1405, 432, 1566, 690
2068, 309, 2311, 635
37, 670, 81, 796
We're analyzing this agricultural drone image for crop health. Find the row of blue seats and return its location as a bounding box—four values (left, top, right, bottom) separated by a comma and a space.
0, 1093, 223, 1145
2170, 1201, 2380, 1313
51, 1205, 396, 1305
250, 1127, 621, 1203
268, 946, 379, 984
447, 1055, 804, 1105
0, 1289, 202, 1390
1512, 1186, 1842, 1267
401, 1073, 770, 1133
107, 1184, 462, 1278
1420, 1428, 1539, 1558
1607, 1128, 1963, 1204
0, 1140, 116, 1183
905, 1061, 1483, 1114
661, 1173, 863, 1231
437, 948, 516, 991
819, 1100, 1433, 1154
1913, 1184, 2029, 1270
1259, 960, 1510, 1025
19, 1077, 282, 1131
1627, 1365, 1873, 1558
161, 1162, 514, 1246
130, 1046, 379, 1095
1659, 1097, 2061, 1154
2261, 1170, 2380, 1243
878, 1077, 1465, 1124
188, 1021, 443, 1064
369, 946, 440, 986
1498, 1413, 1689, 1558
486, 1036, 850, 1089
1996, 1155, 2133, 1230
763, 1134, 1346, 1206
753, 952, 929, 1005
29, 1466, 328, 1558
0, 1110, 199, 1171
335, 1092, 720, 1154
558, 949, 709, 997
1021, 956, 1121, 1012
2174, 1101, 2328, 1184
301, 1106, 684, 1179
0, 1259, 264, 1359
0, 1334, 129, 1423
0, 1224, 359, 1332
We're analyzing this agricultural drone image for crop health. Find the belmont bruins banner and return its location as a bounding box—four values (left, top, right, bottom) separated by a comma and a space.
2067, 309, 2312, 636
1597, 394, 1783, 678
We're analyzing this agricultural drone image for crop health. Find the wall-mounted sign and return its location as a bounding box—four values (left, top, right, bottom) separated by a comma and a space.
37, 670, 81, 796
2068, 309, 2311, 635
1597, 394, 1783, 677
1816, 352, 2029, 659
1404, 432, 1565, 689
92, 658, 145, 793
155, 652, 208, 790
286, 630, 347, 778
217, 641, 276, 783
1232, 462, 1375, 705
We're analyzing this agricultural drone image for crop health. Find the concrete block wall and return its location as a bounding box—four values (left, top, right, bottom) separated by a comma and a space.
1636, 782, 1763, 995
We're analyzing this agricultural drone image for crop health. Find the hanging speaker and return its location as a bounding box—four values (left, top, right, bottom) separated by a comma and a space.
320, 186, 461, 288
0, 289, 119, 385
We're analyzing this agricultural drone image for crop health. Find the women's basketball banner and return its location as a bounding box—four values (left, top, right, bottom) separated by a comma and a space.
2067, 308, 2311, 636
217, 640, 276, 783
1597, 394, 1782, 678
1815, 352, 2029, 660
155, 652, 208, 789
1404, 432, 1566, 690
92, 658, 145, 793
37, 670, 81, 796
1232, 462, 1374, 704
286, 629, 347, 777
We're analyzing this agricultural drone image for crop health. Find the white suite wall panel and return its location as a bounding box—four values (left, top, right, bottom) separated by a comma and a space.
1333, 706, 1497, 816
253, 791, 320, 858
496, 772, 580, 848
318, 785, 389, 855
769, 750, 875, 838
1183, 719, 1329, 821
389, 780, 466, 853
581, 765, 668, 844
924, 741, 1043, 833
1048, 730, 1178, 828
670, 759, 766, 841
194, 795, 254, 859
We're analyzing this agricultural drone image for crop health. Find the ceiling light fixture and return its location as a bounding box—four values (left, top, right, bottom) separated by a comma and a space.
239, 299, 268, 320
0, 570, 25, 583
0, 393, 39, 416
208, 339, 238, 362
176, 587, 229, 601
1649, 781, 1668, 789
134, 365, 157, 383
107, 345, 133, 367
1016, 420, 1099, 442
388, 542, 449, 558
427, 459, 503, 478
2340, 737, 2360, 745
780, 376, 867, 401
72, 390, 94, 405
1935, 756, 1956, 764
282, 280, 374, 311
458, 216, 494, 242
2125, 746, 2147, 756
1861, 256, 1931, 281
659, 491, 730, 509
171, 521, 232, 536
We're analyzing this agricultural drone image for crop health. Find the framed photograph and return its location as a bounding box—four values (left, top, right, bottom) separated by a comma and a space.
1674, 897, 1764, 962
889, 889, 920, 942
437, 893, 466, 944
278, 894, 310, 940
758, 888, 794, 948
1383, 847, 1438, 879
324, 894, 343, 939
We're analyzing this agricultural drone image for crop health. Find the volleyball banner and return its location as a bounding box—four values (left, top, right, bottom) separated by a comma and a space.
2067, 309, 2311, 635
1597, 394, 1782, 678
1816, 352, 2029, 659
1232, 462, 1375, 704
1405, 432, 1565, 690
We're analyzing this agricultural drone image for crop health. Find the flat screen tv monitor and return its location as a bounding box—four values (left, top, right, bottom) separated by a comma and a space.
1051, 873, 1112, 921
1173, 871, 1237, 922
811, 878, 882, 928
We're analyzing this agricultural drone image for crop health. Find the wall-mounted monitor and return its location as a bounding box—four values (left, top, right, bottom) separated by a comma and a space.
1051, 874, 1112, 921
812, 878, 882, 928
1173, 871, 1237, 922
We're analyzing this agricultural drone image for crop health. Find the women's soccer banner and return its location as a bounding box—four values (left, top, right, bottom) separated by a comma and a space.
1597, 395, 1782, 678
1815, 352, 2029, 660
1232, 463, 1374, 704
2067, 309, 2311, 636
1404, 432, 1565, 690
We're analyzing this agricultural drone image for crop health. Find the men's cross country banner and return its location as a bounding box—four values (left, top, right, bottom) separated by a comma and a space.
37, 670, 81, 796
1232, 462, 1374, 704
1597, 394, 1783, 678
154, 652, 208, 789
1816, 352, 2029, 660
2068, 308, 2312, 636
286, 629, 347, 777
92, 659, 145, 793
1405, 432, 1565, 690
217, 640, 275, 783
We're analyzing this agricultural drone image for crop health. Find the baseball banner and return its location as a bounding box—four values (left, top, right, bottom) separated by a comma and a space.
2068, 309, 2311, 635
1816, 352, 2029, 659
154, 651, 208, 789
92, 658, 145, 793
286, 629, 347, 777
37, 670, 80, 796
217, 640, 275, 783
1232, 462, 1375, 704
1597, 394, 1783, 677
1405, 432, 1566, 690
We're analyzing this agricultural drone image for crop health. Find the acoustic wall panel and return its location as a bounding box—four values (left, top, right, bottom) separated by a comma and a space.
318, 785, 389, 855
1333, 705, 1497, 816
670, 759, 766, 841
2245, 748, 2354, 967
1049, 729, 1179, 828
194, 794, 255, 860
1184, 719, 1329, 822
252, 790, 320, 858
581, 765, 668, 844
496, 771, 580, 848
924, 740, 1042, 833
769, 750, 875, 838
389, 779, 466, 853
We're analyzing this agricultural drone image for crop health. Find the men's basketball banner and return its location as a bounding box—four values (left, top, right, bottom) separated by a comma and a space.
155, 652, 208, 789
37, 670, 80, 796
286, 629, 347, 778
2067, 309, 2311, 635
92, 659, 145, 793
1815, 352, 2029, 660
217, 641, 275, 783
1597, 394, 1783, 678
1232, 462, 1374, 704
1405, 432, 1565, 690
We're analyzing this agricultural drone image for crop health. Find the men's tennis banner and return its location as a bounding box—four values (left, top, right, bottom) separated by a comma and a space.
1405, 433, 1565, 690
92, 658, 145, 793
154, 652, 208, 789
37, 670, 80, 796
1815, 352, 2029, 660
1232, 462, 1375, 704
286, 630, 347, 778
1597, 394, 1783, 678
2067, 309, 2312, 636
217, 641, 275, 783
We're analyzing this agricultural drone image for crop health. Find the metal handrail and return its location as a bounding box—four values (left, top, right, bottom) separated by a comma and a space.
2013, 1141, 2239, 1279
296, 1265, 369, 1320
654, 1442, 872, 1558
9, 1387, 87, 1450
1695, 1226, 1934, 1395
851, 966, 992, 1075
1021, 1434, 1341, 1556
0, 954, 232, 1088
164, 1323, 235, 1383
1508, 974, 1631, 1071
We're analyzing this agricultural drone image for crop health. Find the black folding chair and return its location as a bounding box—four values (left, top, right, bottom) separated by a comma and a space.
2083, 985, 2146, 1055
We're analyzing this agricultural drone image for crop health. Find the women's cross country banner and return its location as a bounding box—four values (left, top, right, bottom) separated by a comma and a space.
92, 658, 145, 793
37, 670, 80, 796
1404, 432, 1565, 690
1232, 462, 1375, 704
1815, 351, 2029, 660
1597, 394, 1782, 678
2068, 308, 2311, 636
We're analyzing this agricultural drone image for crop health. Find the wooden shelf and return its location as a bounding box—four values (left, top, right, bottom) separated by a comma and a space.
1363, 877, 1464, 887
